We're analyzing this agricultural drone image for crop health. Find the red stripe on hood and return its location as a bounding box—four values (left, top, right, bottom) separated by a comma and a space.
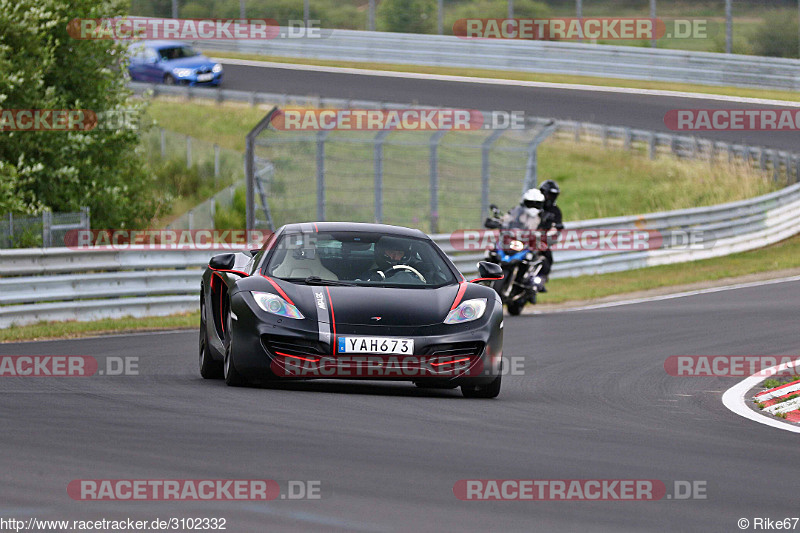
261, 275, 295, 306
450, 282, 468, 311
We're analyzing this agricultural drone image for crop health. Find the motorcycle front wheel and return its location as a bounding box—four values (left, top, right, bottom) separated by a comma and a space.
507, 298, 526, 316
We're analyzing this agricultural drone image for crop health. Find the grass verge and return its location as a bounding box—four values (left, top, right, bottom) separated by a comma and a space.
539, 232, 800, 304
0, 312, 200, 343
206, 51, 800, 103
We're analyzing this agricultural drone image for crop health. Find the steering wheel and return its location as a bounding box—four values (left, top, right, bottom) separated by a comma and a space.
384, 264, 426, 283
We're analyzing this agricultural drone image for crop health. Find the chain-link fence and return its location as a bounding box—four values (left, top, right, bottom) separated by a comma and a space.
0, 209, 90, 249
166, 183, 241, 230
140, 127, 245, 183
139, 127, 247, 229
250, 123, 555, 234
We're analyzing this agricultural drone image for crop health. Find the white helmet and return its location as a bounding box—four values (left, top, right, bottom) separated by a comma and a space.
521, 188, 545, 210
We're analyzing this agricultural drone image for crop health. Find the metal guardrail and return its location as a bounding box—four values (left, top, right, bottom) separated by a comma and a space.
188, 29, 800, 91
2, 181, 799, 327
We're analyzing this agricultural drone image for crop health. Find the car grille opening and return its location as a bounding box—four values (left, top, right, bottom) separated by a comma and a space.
262, 335, 327, 358
423, 341, 485, 357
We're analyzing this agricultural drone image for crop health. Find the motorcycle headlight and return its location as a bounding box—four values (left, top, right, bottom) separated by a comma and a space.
174, 68, 193, 77
212, 63, 223, 73
444, 298, 487, 324
509, 240, 525, 252
251, 291, 304, 319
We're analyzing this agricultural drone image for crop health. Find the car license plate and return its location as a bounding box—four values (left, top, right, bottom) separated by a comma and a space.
337, 336, 414, 355
197, 73, 214, 82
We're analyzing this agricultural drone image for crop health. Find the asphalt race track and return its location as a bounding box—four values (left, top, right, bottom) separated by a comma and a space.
220, 61, 800, 151
2, 280, 799, 532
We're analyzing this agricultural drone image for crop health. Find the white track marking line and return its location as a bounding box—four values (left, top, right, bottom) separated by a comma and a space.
216, 57, 800, 106
722, 357, 800, 433
538, 275, 800, 313
1, 329, 192, 345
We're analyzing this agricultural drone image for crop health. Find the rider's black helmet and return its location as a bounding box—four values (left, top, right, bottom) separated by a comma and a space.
539, 179, 560, 206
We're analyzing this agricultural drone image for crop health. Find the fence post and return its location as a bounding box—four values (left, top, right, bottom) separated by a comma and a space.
188, 210, 194, 231
186, 135, 192, 169
316, 131, 328, 221
42, 210, 52, 248
523, 120, 556, 192
214, 144, 220, 182
623, 128, 632, 151
429, 130, 447, 234
648, 132, 656, 160
8, 212, 13, 243
160, 128, 166, 158
481, 129, 505, 221
80, 207, 90, 232
373, 130, 391, 223
210, 199, 216, 229
796, 156, 800, 183
574, 122, 581, 142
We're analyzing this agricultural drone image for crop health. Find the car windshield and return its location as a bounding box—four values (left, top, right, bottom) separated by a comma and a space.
264, 231, 458, 288
157, 45, 200, 61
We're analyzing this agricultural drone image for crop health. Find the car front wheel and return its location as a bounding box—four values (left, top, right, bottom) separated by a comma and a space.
461, 375, 501, 399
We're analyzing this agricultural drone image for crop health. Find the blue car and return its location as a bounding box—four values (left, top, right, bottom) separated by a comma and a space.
127, 41, 222, 86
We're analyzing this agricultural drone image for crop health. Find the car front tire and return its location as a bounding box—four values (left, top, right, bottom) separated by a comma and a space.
199, 329, 223, 379
461, 375, 501, 399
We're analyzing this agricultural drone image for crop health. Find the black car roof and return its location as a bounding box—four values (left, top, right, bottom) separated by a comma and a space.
280, 222, 429, 239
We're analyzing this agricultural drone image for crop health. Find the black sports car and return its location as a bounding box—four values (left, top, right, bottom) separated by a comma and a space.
199, 222, 506, 398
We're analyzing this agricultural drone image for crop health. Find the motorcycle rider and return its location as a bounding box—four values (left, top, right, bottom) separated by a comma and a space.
499, 189, 545, 302
536, 179, 564, 292
501, 188, 544, 230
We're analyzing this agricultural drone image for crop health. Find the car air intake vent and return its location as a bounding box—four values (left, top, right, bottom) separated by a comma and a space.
424, 342, 484, 357
262, 335, 326, 357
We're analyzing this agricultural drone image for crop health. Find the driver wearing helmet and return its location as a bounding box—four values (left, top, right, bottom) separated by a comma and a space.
536, 179, 564, 292
359, 236, 413, 281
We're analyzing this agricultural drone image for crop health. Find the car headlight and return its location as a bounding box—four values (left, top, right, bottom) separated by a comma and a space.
444, 298, 487, 324
174, 68, 193, 77
212, 63, 222, 73
251, 291, 304, 319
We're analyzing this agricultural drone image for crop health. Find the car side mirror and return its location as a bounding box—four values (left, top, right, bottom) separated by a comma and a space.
209, 253, 236, 270
475, 261, 503, 281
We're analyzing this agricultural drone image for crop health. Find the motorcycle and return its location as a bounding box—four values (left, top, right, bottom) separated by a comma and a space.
483, 204, 545, 316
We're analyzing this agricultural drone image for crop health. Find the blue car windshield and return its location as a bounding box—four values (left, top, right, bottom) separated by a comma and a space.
157, 46, 200, 61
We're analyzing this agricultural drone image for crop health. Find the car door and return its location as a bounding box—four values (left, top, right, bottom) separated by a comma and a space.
141, 48, 163, 82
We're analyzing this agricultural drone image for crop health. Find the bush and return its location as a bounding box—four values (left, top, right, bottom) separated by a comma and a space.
378, 0, 437, 34
214, 187, 247, 229
751, 12, 799, 58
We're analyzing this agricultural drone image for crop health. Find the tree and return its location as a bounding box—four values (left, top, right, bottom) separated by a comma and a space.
0, 0, 157, 227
